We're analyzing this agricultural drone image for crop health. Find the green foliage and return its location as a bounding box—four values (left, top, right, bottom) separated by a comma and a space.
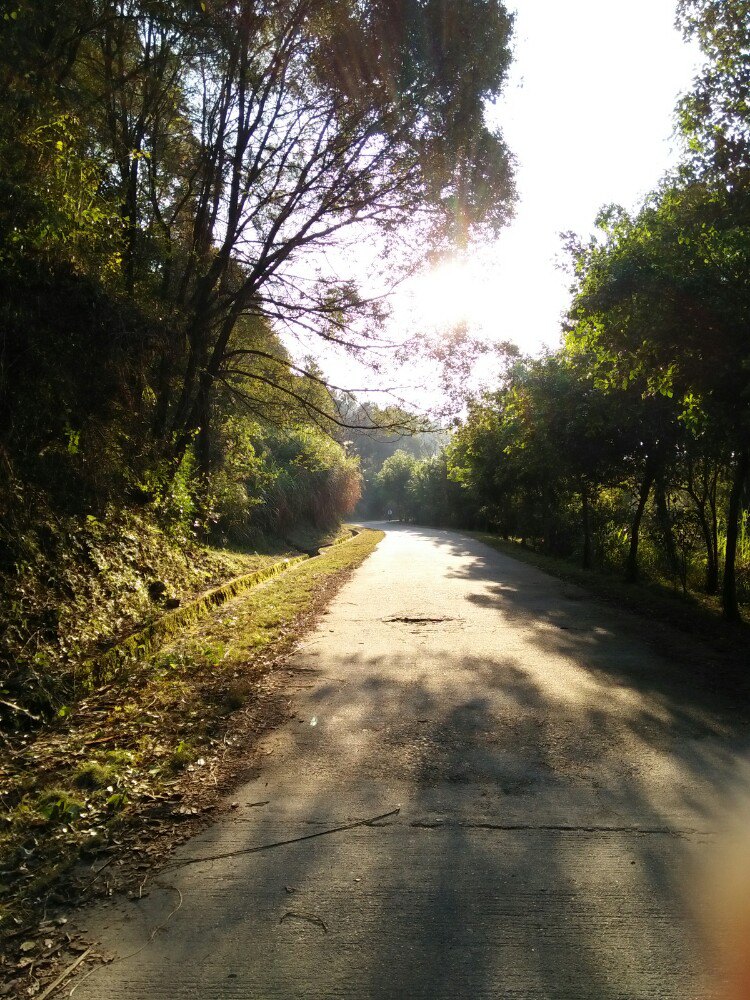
406, 454, 465, 527
564, 176, 750, 617
676, 0, 750, 186
207, 421, 361, 545
106, 791, 128, 811
374, 450, 419, 517
36, 790, 85, 825
351, 430, 444, 520
3, 112, 123, 274
446, 359, 739, 594
167, 740, 196, 772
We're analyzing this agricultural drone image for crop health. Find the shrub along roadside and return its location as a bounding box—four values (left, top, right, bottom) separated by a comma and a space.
0, 528, 383, 985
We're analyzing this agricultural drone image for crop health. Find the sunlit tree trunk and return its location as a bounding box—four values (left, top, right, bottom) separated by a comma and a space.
581, 486, 592, 569
654, 470, 679, 586
708, 465, 720, 594
722, 447, 749, 622
626, 455, 657, 583
698, 508, 719, 595
685, 456, 721, 594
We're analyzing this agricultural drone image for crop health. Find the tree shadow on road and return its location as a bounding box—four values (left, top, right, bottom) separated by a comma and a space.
73, 525, 749, 999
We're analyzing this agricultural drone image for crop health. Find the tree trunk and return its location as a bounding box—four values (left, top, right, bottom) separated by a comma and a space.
626, 458, 656, 583
123, 158, 139, 294
697, 509, 719, 594
582, 486, 592, 570
708, 465, 720, 595
685, 460, 719, 595
195, 371, 213, 480
722, 448, 749, 622
542, 483, 555, 554
654, 470, 679, 585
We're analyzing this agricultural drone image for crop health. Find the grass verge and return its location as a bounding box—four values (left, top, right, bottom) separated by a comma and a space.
0, 527, 383, 991
81, 554, 309, 691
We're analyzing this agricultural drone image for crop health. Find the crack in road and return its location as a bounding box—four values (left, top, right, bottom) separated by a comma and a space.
383, 615, 459, 624
408, 820, 712, 838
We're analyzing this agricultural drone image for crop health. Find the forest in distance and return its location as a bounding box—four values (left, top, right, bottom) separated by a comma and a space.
1, 0, 750, 735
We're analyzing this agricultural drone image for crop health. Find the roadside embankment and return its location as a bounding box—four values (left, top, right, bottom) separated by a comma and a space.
0, 510, 304, 728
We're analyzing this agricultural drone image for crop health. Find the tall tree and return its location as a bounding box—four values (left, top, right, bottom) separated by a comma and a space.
567, 188, 750, 618
68, 0, 516, 471
0, 0, 516, 520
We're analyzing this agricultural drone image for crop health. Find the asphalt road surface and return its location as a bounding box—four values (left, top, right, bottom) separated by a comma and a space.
70, 524, 750, 999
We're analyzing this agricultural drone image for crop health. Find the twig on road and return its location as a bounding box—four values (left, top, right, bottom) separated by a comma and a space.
37, 946, 93, 1000
162, 807, 401, 871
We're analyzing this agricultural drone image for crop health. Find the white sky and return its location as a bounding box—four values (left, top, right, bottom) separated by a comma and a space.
395, 0, 702, 357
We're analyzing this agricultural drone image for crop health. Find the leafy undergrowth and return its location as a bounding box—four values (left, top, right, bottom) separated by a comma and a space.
0, 527, 382, 994
0, 509, 300, 725
469, 532, 750, 675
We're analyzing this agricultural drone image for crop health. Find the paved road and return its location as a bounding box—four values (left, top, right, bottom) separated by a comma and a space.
71, 524, 750, 999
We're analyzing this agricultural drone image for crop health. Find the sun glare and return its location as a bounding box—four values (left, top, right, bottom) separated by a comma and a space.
402, 258, 499, 335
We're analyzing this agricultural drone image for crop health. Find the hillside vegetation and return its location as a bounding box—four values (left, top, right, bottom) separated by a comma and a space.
0, 0, 516, 732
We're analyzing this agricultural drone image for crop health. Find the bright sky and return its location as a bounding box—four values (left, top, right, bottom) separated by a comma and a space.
397, 0, 701, 358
